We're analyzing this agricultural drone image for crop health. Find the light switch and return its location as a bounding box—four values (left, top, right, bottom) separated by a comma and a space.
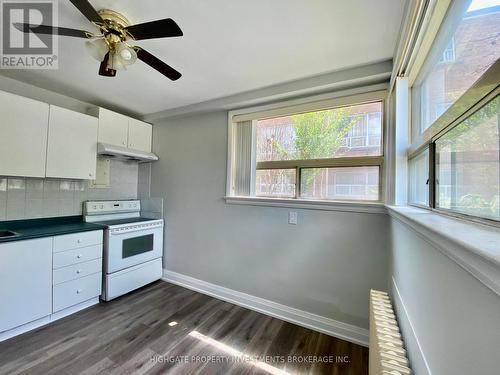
288, 211, 298, 225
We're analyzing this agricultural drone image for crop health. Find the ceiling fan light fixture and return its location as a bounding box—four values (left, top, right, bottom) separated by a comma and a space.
116, 43, 137, 65
85, 37, 108, 61
110, 53, 127, 70
98, 52, 116, 77
17, 1, 183, 80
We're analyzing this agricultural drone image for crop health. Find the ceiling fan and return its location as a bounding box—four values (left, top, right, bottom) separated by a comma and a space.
14, 0, 183, 80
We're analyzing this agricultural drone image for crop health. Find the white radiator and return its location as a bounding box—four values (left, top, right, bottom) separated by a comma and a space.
369, 289, 411, 375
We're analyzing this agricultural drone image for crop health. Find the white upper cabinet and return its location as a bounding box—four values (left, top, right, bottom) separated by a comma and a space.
128, 118, 152, 152
46, 105, 98, 180
97, 108, 129, 148
0, 91, 49, 177
95, 108, 153, 152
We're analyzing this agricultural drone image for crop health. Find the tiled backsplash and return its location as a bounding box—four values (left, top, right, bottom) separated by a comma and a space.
0, 160, 138, 221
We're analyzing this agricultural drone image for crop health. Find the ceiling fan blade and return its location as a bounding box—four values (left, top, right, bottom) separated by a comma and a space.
99, 52, 116, 77
69, 0, 104, 25
135, 47, 181, 81
125, 19, 183, 40
13, 23, 93, 38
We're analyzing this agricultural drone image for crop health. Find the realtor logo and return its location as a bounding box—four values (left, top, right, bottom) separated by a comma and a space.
1, 0, 58, 69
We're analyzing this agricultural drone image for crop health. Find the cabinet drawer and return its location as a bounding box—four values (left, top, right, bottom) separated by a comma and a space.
53, 258, 102, 285
53, 245, 102, 269
53, 230, 103, 253
53, 273, 102, 312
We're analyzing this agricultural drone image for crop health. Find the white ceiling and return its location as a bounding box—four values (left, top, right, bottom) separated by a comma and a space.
0, 0, 406, 116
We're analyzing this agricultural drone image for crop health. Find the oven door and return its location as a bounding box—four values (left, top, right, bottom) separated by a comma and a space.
105, 223, 163, 274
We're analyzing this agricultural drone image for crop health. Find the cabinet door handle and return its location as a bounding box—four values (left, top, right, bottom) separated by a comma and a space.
76, 289, 83, 294
77, 239, 82, 243
76, 270, 82, 274
77, 254, 82, 259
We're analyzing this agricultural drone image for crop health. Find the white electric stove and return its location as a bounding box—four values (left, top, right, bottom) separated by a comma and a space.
84, 200, 163, 301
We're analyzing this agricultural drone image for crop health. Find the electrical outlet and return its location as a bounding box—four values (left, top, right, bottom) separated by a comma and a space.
288, 211, 298, 225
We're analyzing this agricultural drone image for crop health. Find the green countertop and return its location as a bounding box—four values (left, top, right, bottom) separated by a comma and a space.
0, 216, 104, 244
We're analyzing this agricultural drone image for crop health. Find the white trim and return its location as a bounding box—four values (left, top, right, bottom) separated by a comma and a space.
51, 297, 99, 321
387, 206, 500, 297
406, 0, 451, 87
391, 277, 432, 375
226, 112, 236, 196
394, 77, 409, 206
0, 315, 51, 343
0, 298, 99, 342
162, 269, 369, 347
225, 196, 386, 214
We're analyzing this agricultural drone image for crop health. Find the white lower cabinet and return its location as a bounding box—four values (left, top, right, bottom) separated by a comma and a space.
53, 258, 102, 285
53, 273, 102, 312
52, 231, 103, 313
0, 230, 103, 341
0, 238, 52, 333
53, 244, 102, 269
53, 231, 103, 253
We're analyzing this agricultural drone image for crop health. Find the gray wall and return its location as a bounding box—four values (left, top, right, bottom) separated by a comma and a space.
389, 218, 500, 375
0, 75, 92, 115
150, 111, 389, 329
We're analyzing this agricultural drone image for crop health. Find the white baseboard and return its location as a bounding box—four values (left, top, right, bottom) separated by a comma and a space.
391, 277, 431, 375
0, 298, 99, 342
162, 269, 369, 347
0, 316, 51, 342
51, 297, 100, 322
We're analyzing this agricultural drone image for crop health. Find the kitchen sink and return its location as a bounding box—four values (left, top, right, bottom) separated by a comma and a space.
0, 230, 20, 238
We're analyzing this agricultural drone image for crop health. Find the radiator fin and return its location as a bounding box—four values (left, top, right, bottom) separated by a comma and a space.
369, 289, 411, 375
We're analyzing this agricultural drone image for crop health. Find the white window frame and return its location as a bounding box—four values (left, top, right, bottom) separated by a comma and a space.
405, 0, 500, 226
225, 86, 388, 213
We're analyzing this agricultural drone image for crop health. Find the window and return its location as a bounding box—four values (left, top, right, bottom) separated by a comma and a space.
255, 101, 383, 162
408, 0, 500, 224
228, 91, 385, 204
255, 169, 296, 198
435, 97, 499, 221
409, 149, 429, 206
300, 166, 379, 201
254, 101, 382, 201
413, 1, 500, 134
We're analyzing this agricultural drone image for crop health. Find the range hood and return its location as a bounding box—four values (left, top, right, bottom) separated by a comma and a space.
97, 143, 159, 162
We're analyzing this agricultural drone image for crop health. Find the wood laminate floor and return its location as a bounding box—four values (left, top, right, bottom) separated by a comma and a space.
0, 281, 368, 375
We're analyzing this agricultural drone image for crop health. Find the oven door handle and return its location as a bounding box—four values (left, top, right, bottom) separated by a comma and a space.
109, 224, 163, 235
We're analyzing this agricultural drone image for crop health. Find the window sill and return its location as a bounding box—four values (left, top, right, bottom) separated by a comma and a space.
224, 196, 386, 214
386, 205, 500, 297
